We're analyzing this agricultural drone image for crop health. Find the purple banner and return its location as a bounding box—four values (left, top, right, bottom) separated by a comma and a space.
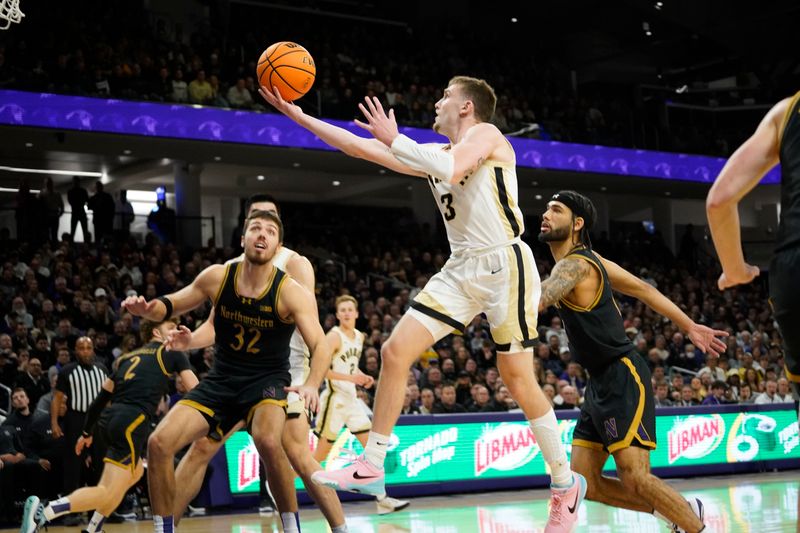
0, 89, 780, 184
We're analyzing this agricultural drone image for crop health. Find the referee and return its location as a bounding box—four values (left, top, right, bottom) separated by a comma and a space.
51, 337, 107, 500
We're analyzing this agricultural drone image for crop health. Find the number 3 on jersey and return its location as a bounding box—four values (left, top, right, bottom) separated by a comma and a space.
440, 193, 456, 221
230, 323, 261, 354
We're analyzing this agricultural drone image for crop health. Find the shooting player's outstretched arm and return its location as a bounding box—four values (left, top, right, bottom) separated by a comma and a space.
259, 85, 425, 177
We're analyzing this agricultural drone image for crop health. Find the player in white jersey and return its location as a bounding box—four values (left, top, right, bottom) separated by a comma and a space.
164, 195, 359, 533
313, 295, 410, 514
261, 76, 585, 532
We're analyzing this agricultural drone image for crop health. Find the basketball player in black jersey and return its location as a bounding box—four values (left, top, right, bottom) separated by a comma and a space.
707, 94, 800, 405
20, 318, 198, 533
121, 210, 331, 533
538, 191, 728, 533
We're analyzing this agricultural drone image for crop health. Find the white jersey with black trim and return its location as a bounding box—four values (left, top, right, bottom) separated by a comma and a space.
425, 150, 524, 254
226, 246, 310, 385
327, 326, 364, 398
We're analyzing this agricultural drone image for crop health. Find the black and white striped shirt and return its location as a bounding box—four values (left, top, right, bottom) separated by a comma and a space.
55, 362, 108, 413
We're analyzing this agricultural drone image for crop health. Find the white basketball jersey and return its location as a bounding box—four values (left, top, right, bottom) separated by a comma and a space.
328, 326, 364, 397
272, 247, 311, 385
425, 152, 524, 253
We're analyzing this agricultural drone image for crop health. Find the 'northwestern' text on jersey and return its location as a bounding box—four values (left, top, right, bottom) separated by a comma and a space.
213, 261, 295, 377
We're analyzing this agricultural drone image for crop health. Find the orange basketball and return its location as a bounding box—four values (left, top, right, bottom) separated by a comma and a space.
257, 42, 316, 101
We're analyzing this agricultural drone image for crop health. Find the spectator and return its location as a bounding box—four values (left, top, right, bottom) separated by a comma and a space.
775, 378, 794, 403
227, 78, 254, 109
189, 69, 213, 104
431, 383, 466, 414
553, 385, 579, 410
147, 199, 177, 243
697, 355, 726, 382
115, 189, 135, 237
482, 385, 512, 412
738, 383, 755, 404
676, 385, 699, 406
559, 362, 586, 392
2, 388, 34, 438
754, 379, 790, 404
701, 381, 728, 405
35, 367, 60, 414
14, 357, 48, 407
419, 387, 435, 414
654, 381, 673, 407
0, 423, 28, 523
400, 387, 420, 415
67, 177, 90, 242
468, 384, 491, 412
87, 181, 115, 243
171, 69, 189, 103
39, 177, 64, 243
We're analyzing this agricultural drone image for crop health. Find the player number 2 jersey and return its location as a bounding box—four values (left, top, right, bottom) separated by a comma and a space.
327, 326, 365, 397
426, 150, 524, 253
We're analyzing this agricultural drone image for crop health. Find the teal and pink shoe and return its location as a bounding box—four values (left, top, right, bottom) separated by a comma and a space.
544, 473, 587, 533
311, 454, 386, 496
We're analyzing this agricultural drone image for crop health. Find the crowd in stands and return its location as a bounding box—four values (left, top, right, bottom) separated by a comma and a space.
1, 1, 789, 156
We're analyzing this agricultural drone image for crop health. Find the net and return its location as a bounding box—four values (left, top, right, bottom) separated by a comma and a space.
0, 0, 24, 30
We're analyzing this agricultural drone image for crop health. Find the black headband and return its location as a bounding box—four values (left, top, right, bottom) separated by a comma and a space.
551, 193, 588, 222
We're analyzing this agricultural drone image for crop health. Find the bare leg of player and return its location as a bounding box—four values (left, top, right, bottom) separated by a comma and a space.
20, 461, 145, 533
172, 431, 233, 525
250, 403, 299, 533
313, 437, 334, 464
368, 315, 434, 437
282, 417, 348, 529
148, 405, 213, 532
312, 314, 434, 495
613, 447, 704, 532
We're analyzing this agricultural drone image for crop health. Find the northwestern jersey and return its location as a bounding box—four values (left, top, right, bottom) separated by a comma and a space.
213, 261, 295, 377
426, 150, 524, 253
327, 326, 365, 397
111, 341, 191, 416
776, 91, 800, 253
228, 247, 311, 385
555, 247, 634, 374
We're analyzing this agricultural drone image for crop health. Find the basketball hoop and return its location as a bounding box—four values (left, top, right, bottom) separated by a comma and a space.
0, 0, 24, 30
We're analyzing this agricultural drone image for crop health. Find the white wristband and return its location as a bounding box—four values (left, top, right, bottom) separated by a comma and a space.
391, 134, 454, 182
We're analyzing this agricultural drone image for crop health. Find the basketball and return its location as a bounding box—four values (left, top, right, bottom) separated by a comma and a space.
257, 41, 316, 101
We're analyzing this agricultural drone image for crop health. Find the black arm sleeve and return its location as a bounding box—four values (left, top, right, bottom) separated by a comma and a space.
81, 388, 113, 437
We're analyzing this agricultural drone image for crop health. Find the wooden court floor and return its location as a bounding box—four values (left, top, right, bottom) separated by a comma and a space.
3, 470, 797, 532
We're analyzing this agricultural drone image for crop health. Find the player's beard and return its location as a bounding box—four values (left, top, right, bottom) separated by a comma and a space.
537, 225, 570, 243
244, 245, 272, 265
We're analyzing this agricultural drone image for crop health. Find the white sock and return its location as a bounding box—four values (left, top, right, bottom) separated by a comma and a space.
153, 515, 175, 533
363, 431, 390, 469
529, 410, 572, 487
280, 511, 300, 533
375, 493, 386, 501
331, 525, 349, 533
85, 511, 106, 533
43, 497, 71, 520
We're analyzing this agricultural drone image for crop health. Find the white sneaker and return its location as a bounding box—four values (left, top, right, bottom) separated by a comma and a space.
376, 496, 410, 515
671, 498, 705, 532
187, 504, 207, 517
